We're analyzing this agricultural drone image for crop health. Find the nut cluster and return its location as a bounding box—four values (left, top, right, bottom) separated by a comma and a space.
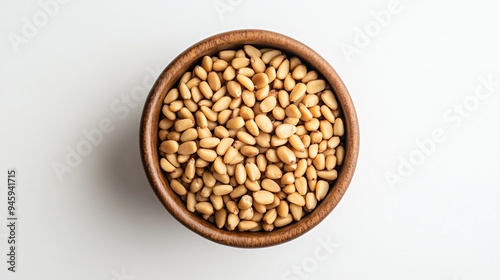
158, 45, 345, 232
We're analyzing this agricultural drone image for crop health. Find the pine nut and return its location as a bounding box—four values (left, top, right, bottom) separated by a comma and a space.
277, 146, 296, 164
238, 220, 258, 231
336, 146, 345, 166
210, 194, 224, 210
306, 79, 326, 94
261, 49, 281, 64
178, 141, 197, 155
214, 138, 232, 156
289, 203, 303, 221
252, 73, 269, 89
213, 185, 234, 196
215, 209, 227, 228
213, 59, 229, 71
274, 213, 293, 228
265, 165, 282, 179
276, 59, 290, 80
321, 90, 338, 110
223, 66, 236, 81
261, 179, 281, 192
253, 190, 274, 205
238, 194, 253, 210
333, 118, 344, 136
195, 202, 214, 215
315, 180, 329, 201
170, 179, 187, 196
201, 56, 213, 72
275, 124, 297, 139
226, 213, 240, 230
251, 56, 266, 73
289, 83, 307, 102
160, 140, 179, 154
236, 74, 254, 91
231, 57, 250, 69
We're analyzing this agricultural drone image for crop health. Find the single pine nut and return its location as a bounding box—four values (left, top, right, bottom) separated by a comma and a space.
223, 66, 236, 81
219, 50, 236, 62
265, 165, 282, 179
321, 90, 338, 110
178, 141, 197, 155
215, 209, 227, 228
285, 104, 301, 118
277, 201, 289, 218
213, 59, 229, 71
237, 74, 254, 91
274, 213, 293, 228
238, 220, 258, 231
201, 56, 213, 72
252, 73, 269, 89
306, 79, 326, 94
238, 67, 255, 78
315, 180, 329, 201
295, 177, 308, 196
253, 190, 274, 205
302, 94, 319, 107
289, 83, 307, 102
277, 146, 296, 164
238, 194, 253, 210
160, 140, 179, 154
212, 156, 227, 175
301, 70, 318, 83
212, 96, 231, 112
287, 192, 305, 206
199, 137, 220, 149
255, 114, 273, 133
170, 179, 187, 196
187, 192, 196, 212
289, 204, 303, 221
216, 138, 233, 156
240, 146, 259, 157
214, 125, 229, 138
333, 118, 344, 136
251, 56, 266, 73
270, 54, 286, 69
231, 57, 250, 69
227, 81, 242, 98
213, 185, 233, 196
260, 96, 277, 113
275, 124, 297, 139
226, 213, 240, 231
179, 83, 191, 99
235, 163, 247, 185
226, 117, 245, 129
210, 194, 224, 210
281, 172, 295, 185
261, 179, 281, 192
276, 59, 290, 80
164, 88, 179, 104
292, 64, 307, 80
336, 146, 345, 166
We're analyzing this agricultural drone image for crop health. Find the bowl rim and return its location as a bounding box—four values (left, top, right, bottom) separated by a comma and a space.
140, 29, 359, 248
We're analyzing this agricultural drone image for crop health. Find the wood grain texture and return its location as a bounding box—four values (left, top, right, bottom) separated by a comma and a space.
140, 29, 359, 248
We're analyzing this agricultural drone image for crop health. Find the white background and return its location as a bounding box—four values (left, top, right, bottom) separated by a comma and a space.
1, 0, 500, 279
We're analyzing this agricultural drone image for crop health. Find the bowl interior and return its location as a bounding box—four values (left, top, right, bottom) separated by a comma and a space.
140, 29, 359, 247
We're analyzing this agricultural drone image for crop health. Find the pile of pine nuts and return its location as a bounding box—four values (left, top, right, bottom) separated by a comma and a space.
158, 45, 345, 232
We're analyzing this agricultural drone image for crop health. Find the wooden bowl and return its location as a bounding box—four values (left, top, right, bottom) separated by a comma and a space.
140, 29, 359, 247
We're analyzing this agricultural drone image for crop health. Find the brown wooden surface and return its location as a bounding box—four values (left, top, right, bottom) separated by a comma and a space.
140, 29, 360, 248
